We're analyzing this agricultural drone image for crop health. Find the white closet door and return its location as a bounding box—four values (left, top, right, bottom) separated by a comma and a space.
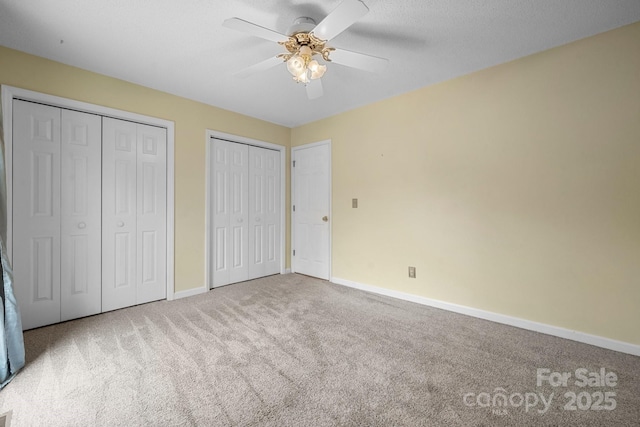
248, 146, 280, 280
102, 118, 166, 310
12, 99, 167, 328
211, 139, 248, 287
60, 109, 102, 321
12, 100, 62, 329
136, 124, 167, 304
102, 118, 137, 311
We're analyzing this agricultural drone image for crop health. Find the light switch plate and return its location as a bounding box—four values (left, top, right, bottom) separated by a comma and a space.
352, 198, 358, 208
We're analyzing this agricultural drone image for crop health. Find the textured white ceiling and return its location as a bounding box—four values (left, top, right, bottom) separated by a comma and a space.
1, 0, 639, 127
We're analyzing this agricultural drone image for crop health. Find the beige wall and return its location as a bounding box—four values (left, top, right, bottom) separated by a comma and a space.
291, 22, 640, 345
0, 45, 291, 293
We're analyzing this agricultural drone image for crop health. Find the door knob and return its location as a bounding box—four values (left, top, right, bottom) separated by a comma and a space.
256, 217, 261, 222
78, 222, 86, 229
322, 216, 328, 222
237, 218, 243, 223
117, 221, 124, 227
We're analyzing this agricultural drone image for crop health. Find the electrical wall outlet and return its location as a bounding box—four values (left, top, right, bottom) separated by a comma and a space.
352, 198, 358, 208
408, 266, 416, 278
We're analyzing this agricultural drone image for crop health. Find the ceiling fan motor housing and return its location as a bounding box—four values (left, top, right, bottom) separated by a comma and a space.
287, 17, 317, 36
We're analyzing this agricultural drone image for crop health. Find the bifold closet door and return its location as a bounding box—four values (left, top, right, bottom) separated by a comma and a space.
13, 101, 61, 329
102, 117, 167, 311
211, 139, 249, 287
13, 100, 101, 330
211, 139, 281, 288
248, 146, 280, 280
60, 109, 102, 321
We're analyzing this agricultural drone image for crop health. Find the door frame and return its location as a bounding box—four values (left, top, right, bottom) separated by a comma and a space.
205, 130, 286, 289
1, 85, 176, 300
291, 139, 332, 279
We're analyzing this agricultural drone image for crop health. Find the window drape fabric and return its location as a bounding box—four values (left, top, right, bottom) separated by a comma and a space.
0, 92, 25, 388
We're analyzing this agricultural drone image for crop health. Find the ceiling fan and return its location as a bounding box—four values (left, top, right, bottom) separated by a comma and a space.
223, 0, 388, 99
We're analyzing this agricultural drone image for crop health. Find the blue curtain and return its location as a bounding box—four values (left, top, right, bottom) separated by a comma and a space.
0, 243, 24, 387
0, 89, 26, 388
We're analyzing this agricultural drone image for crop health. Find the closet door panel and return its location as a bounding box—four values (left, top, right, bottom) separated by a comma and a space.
264, 150, 280, 275
136, 124, 167, 304
248, 147, 265, 279
60, 109, 102, 321
211, 139, 248, 287
102, 118, 137, 312
228, 143, 249, 284
248, 146, 280, 280
12, 100, 62, 329
211, 140, 230, 287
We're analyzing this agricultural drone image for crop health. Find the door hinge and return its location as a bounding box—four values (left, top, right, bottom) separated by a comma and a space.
293, 250, 296, 256
293, 205, 295, 212
293, 160, 296, 167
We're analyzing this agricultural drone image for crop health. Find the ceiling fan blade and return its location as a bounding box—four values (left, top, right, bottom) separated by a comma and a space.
330, 48, 388, 73
313, 0, 369, 41
306, 79, 323, 100
235, 56, 283, 79
223, 18, 286, 43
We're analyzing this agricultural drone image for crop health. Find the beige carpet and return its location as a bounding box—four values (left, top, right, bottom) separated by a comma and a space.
0, 273, 638, 426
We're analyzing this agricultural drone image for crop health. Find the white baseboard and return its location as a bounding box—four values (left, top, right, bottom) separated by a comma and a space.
331, 277, 640, 357
174, 272, 292, 299
173, 285, 208, 300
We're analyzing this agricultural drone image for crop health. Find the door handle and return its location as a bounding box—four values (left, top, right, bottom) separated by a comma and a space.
322, 216, 328, 222
117, 221, 124, 227
78, 222, 86, 229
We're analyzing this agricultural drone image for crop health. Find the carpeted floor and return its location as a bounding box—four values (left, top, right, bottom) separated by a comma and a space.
0, 273, 638, 426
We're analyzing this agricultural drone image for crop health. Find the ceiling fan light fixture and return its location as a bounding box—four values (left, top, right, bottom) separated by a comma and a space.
285, 45, 326, 84
278, 28, 335, 85
225, 0, 387, 99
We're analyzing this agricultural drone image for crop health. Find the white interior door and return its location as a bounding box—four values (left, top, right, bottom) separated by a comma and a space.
60, 109, 102, 321
12, 100, 62, 329
292, 142, 331, 280
248, 146, 280, 280
211, 139, 248, 287
102, 118, 137, 311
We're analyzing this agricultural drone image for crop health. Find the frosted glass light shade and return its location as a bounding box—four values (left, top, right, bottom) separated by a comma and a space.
308, 60, 326, 79
286, 54, 306, 76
